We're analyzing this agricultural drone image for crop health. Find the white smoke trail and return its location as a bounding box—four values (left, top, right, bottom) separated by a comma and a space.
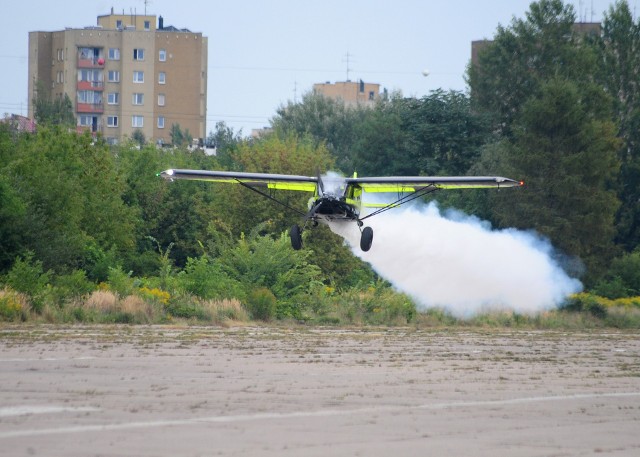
328, 202, 582, 317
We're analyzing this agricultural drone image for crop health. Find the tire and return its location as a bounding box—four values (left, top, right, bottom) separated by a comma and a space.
360, 226, 373, 252
290, 224, 303, 250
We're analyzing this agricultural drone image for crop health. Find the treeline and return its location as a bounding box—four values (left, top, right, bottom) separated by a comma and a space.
1, 126, 414, 324
1, 0, 639, 324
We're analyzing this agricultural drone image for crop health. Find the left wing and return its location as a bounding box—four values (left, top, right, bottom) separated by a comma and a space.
158, 169, 319, 192
346, 176, 522, 193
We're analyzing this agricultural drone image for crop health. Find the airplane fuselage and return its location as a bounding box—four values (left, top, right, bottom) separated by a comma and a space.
308, 194, 360, 222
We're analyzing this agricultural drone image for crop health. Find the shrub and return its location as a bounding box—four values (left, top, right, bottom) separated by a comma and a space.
220, 233, 322, 302
177, 256, 244, 300
563, 293, 608, 318
164, 295, 209, 320
246, 287, 277, 321
0, 288, 29, 321
138, 286, 170, 304
51, 269, 95, 305
4, 252, 50, 313
106, 266, 135, 297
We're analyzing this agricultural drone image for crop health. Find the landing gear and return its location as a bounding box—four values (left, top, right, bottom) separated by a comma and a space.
290, 224, 303, 250
360, 226, 373, 252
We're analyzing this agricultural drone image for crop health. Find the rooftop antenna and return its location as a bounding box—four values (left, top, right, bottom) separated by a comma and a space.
343, 52, 354, 82
144, 0, 151, 15
293, 80, 298, 103
590, 0, 595, 22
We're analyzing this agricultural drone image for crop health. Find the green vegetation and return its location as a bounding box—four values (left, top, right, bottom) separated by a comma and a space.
1, 0, 639, 328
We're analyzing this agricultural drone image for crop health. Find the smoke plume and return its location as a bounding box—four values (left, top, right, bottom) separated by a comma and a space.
328, 202, 582, 317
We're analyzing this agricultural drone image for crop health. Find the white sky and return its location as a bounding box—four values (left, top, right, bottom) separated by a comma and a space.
0, 0, 625, 136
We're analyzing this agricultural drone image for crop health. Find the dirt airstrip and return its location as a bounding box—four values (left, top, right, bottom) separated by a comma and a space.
0, 325, 639, 456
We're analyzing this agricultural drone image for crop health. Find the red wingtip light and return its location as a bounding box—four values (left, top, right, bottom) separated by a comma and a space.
519, 180, 525, 186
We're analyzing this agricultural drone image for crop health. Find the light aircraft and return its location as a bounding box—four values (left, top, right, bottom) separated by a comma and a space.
159, 169, 522, 252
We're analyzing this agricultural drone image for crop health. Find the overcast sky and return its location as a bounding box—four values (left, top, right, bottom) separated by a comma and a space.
0, 0, 626, 136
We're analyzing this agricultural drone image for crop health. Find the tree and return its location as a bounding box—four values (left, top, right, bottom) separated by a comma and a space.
484, 78, 621, 281
170, 123, 193, 147
206, 121, 242, 169
271, 91, 369, 172
210, 134, 335, 238
3, 127, 135, 273
350, 90, 490, 177
32, 81, 75, 127
467, 0, 599, 136
596, 1, 640, 250
131, 129, 146, 147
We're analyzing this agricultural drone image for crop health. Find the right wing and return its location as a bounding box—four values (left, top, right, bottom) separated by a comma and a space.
346, 176, 522, 193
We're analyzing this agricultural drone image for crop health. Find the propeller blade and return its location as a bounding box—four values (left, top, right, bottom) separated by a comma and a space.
317, 171, 325, 195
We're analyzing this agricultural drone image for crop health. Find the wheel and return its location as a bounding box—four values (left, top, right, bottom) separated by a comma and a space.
360, 226, 373, 252
290, 224, 303, 250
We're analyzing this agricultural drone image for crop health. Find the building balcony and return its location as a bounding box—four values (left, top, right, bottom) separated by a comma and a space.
77, 57, 105, 68
77, 80, 104, 91
76, 102, 104, 114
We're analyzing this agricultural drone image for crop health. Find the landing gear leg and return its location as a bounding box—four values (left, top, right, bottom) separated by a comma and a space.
290, 224, 303, 250
360, 226, 373, 252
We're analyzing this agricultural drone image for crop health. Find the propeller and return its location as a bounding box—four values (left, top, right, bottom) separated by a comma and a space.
317, 170, 325, 195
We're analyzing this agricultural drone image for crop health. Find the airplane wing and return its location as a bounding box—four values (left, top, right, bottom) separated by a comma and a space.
346, 176, 522, 193
158, 169, 319, 192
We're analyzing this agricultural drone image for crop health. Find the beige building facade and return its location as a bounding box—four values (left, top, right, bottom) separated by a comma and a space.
28, 13, 207, 145
313, 80, 380, 108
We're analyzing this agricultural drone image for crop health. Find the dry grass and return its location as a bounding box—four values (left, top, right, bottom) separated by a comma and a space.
201, 298, 249, 324
120, 295, 152, 315
85, 290, 118, 313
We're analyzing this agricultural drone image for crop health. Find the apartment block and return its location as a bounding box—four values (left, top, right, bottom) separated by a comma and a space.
28, 12, 207, 145
313, 80, 380, 108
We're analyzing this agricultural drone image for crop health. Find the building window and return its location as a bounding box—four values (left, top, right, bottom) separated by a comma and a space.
158, 72, 166, 84
107, 116, 118, 127
159, 49, 166, 61
108, 48, 120, 60
133, 71, 144, 83
132, 115, 144, 128
78, 115, 93, 126
56, 71, 64, 83
133, 49, 145, 61
107, 92, 119, 105
57, 49, 64, 61
369, 91, 375, 101
157, 94, 165, 106
116, 20, 123, 29
108, 70, 120, 82
132, 93, 144, 105
157, 116, 165, 129
144, 20, 150, 31
77, 90, 102, 104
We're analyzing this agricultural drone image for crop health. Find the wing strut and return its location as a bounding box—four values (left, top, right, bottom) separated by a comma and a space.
359, 185, 440, 221
234, 179, 309, 218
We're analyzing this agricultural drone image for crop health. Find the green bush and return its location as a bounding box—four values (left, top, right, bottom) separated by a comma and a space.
563, 293, 608, 318
0, 289, 28, 321
51, 269, 95, 305
4, 252, 50, 313
246, 287, 277, 321
164, 295, 209, 320
106, 266, 136, 296
177, 256, 244, 300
